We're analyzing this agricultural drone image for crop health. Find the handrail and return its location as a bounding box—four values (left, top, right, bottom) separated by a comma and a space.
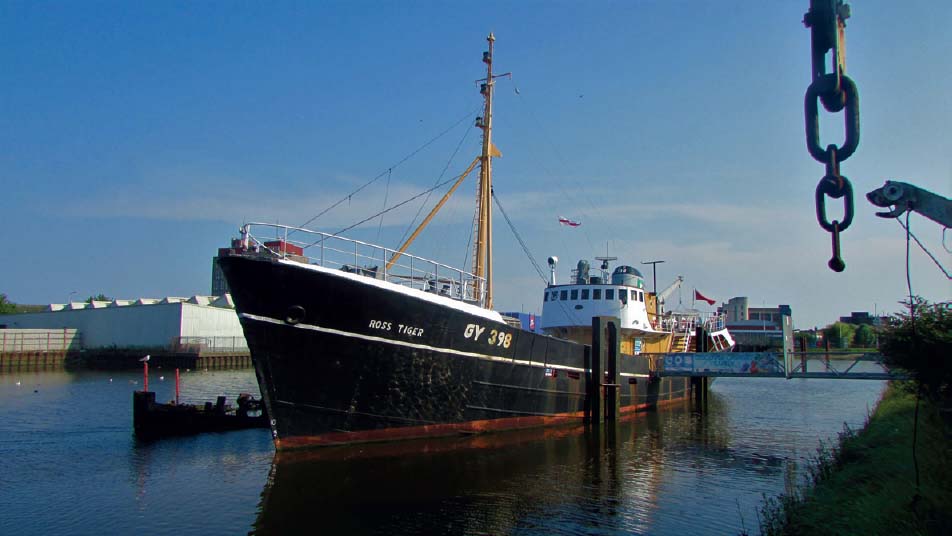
238, 223, 487, 307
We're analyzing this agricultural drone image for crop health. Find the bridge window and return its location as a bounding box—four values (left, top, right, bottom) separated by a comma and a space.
593, 288, 602, 299
581, 289, 589, 300
570, 289, 578, 300
544, 292, 549, 302
620, 290, 628, 304
605, 289, 614, 300
560, 290, 568, 301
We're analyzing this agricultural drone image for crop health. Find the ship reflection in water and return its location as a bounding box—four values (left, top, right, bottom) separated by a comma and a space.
251, 397, 790, 536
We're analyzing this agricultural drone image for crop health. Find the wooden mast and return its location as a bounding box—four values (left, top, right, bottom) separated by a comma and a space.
474, 33, 496, 309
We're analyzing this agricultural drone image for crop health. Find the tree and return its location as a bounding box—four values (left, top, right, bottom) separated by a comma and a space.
0, 293, 15, 314
853, 324, 877, 348
880, 297, 952, 398
85, 294, 112, 303
796, 330, 818, 348
822, 322, 856, 349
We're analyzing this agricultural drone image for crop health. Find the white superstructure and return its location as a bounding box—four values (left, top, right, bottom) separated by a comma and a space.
540, 263, 665, 339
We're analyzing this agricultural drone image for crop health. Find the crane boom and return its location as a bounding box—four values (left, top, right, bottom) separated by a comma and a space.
656, 276, 685, 306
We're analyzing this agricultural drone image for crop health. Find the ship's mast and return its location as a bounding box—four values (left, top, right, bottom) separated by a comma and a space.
474, 33, 498, 309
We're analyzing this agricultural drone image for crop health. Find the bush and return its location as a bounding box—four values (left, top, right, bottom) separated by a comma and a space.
879, 297, 952, 399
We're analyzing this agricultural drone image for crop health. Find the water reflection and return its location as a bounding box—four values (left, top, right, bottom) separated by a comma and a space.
252, 376, 882, 536
252, 401, 760, 535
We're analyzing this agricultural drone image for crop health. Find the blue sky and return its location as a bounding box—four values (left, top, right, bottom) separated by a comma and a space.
1, 1, 949, 328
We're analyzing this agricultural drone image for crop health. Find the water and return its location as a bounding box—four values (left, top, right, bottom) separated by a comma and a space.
0, 362, 885, 535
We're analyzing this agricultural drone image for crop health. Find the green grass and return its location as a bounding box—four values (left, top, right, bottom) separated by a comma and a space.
759, 382, 952, 535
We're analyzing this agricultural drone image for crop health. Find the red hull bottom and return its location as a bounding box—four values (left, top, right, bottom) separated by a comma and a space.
276, 395, 690, 450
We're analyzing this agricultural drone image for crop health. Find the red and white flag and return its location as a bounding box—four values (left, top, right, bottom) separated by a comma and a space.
558, 216, 581, 227
694, 290, 716, 306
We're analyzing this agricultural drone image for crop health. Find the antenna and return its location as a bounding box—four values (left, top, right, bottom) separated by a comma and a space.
595, 256, 617, 270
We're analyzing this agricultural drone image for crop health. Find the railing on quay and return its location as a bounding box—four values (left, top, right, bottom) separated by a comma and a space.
655, 350, 909, 381
0, 329, 81, 355
239, 223, 487, 307
172, 336, 249, 355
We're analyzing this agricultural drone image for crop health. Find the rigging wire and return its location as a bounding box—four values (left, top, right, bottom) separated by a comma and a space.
492, 189, 549, 283
294, 105, 481, 233
396, 120, 475, 249
492, 188, 581, 325
896, 218, 952, 280
325, 172, 467, 243
375, 168, 392, 244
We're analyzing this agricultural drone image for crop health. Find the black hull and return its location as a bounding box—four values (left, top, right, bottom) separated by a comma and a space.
219, 255, 690, 449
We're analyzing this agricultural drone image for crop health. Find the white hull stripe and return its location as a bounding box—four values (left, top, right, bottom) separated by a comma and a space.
240, 312, 596, 374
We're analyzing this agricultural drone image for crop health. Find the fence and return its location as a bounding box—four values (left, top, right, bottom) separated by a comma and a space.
172, 336, 249, 355
0, 329, 80, 354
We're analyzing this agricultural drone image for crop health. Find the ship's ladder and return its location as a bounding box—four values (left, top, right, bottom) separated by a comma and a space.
670, 331, 693, 353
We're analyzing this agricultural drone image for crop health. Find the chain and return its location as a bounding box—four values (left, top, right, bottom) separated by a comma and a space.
803, 0, 860, 272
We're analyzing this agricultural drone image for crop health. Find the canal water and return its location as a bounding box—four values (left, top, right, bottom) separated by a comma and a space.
0, 363, 885, 535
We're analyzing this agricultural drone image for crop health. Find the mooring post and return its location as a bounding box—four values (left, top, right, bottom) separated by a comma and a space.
143, 361, 149, 392
824, 338, 833, 372
588, 317, 602, 427
175, 368, 180, 404
583, 345, 593, 423
824, 337, 832, 370
696, 376, 708, 411
606, 319, 620, 422
695, 325, 708, 353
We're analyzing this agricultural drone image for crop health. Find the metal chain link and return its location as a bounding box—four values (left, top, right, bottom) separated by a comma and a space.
803, 0, 860, 272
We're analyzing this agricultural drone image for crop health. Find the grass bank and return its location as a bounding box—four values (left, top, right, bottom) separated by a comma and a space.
759, 382, 951, 535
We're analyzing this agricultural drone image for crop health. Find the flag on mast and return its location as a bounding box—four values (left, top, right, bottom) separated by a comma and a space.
558, 216, 581, 227
694, 289, 715, 306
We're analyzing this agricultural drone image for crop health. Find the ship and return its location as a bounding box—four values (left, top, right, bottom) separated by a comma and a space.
540, 257, 735, 355
219, 35, 732, 450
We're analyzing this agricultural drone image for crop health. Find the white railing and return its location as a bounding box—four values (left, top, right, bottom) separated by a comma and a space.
238, 223, 487, 307
704, 313, 728, 332
661, 312, 728, 333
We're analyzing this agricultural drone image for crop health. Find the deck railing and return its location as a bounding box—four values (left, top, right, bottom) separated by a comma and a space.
660, 312, 727, 333
238, 223, 487, 307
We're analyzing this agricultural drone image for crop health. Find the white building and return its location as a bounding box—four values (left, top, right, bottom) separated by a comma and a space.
0, 295, 245, 351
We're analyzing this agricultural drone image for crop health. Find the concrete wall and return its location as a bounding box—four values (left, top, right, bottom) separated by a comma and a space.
180, 304, 243, 338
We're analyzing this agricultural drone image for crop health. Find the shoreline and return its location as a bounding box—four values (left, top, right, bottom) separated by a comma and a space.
758, 381, 951, 535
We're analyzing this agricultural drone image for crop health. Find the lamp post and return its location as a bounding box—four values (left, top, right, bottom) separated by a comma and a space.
67, 291, 77, 305
641, 260, 665, 321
